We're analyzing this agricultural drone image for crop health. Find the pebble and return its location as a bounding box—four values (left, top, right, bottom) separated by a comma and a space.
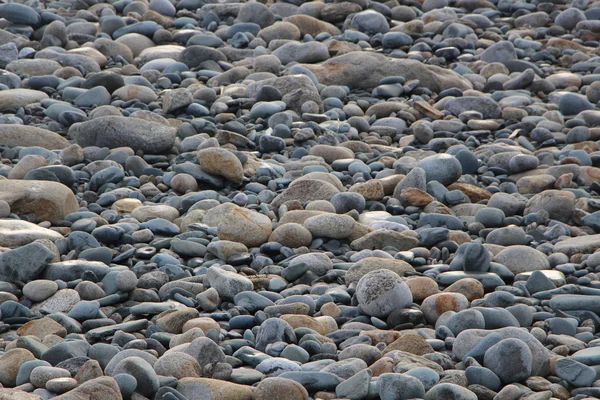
356, 269, 413, 318
22, 280, 59, 302
378, 373, 425, 400
483, 339, 533, 384
555, 357, 596, 387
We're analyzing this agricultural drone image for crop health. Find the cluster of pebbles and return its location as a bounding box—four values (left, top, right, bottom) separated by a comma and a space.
3, 0, 600, 399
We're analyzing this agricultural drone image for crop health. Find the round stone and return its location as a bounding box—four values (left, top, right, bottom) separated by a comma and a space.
483, 338, 532, 384
377, 373, 425, 400
417, 154, 463, 186
22, 280, 59, 302
116, 270, 138, 292
356, 269, 413, 318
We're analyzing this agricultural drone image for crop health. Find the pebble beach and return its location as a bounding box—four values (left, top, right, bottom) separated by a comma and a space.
0, 0, 600, 399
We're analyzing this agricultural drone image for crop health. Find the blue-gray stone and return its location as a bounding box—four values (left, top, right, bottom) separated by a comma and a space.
445, 97, 502, 119
555, 357, 596, 387
0, 4, 41, 25
377, 373, 425, 400
113, 21, 160, 39
67, 301, 101, 321
450, 242, 491, 272
403, 367, 439, 391
114, 373, 137, 398
255, 318, 297, 352
279, 371, 343, 392
16, 360, 52, 386
335, 368, 372, 399
42, 340, 91, 366
483, 338, 532, 384
559, 93, 593, 116
0, 241, 55, 283
465, 366, 501, 391
382, 32, 413, 48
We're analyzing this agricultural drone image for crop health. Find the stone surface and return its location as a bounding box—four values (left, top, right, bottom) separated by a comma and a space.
0, 2, 597, 400
0, 181, 79, 223
0, 125, 69, 150
356, 269, 413, 318
301, 52, 472, 92
69, 116, 176, 154
0, 220, 63, 248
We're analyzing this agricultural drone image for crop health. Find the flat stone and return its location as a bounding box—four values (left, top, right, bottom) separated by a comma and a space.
0, 241, 56, 283
69, 116, 176, 154
31, 289, 81, 314
176, 377, 254, 400
278, 371, 343, 392
0, 125, 69, 150
555, 357, 595, 387
17, 317, 67, 340
0, 220, 63, 248
554, 235, 600, 256
0, 89, 48, 111
301, 52, 471, 92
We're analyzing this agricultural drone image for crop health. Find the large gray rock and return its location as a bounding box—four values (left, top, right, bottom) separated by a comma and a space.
112, 357, 159, 397
0, 3, 40, 25
548, 294, 600, 314
449, 242, 490, 272
255, 318, 297, 352
237, 2, 275, 27
480, 41, 517, 63
205, 267, 254, 301
356, 269, 413, 318
351, 10, 389, 34
51, 376, 122, 400
424, 384, 477, 400
179, 45, 226, 68
162, 88, 193, 114
345, 257, 414, 285
104, 349, 157, 376
0, 241, 55, 283
272, 42, 329, 65
453, 327, 552, 376
300, 52, 472, 92
183, 337, 227, 369
0, 42, 18, 69
417, 154, 462, 186
35, 48, 102, 74
445, 97, 502, 119
483, 338, 532, 384
378, 373, 425, 400
524, 190, 575, 223
6, 59, 62, 76
494, 246, 549, 274
572, 347, 600, 366
554, 8, 586, 30
393, 167, 427, 199
554, 234, 600, 256
69, 116, 176, 154
555, 357, 595, 387
43, 261, 111, 281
